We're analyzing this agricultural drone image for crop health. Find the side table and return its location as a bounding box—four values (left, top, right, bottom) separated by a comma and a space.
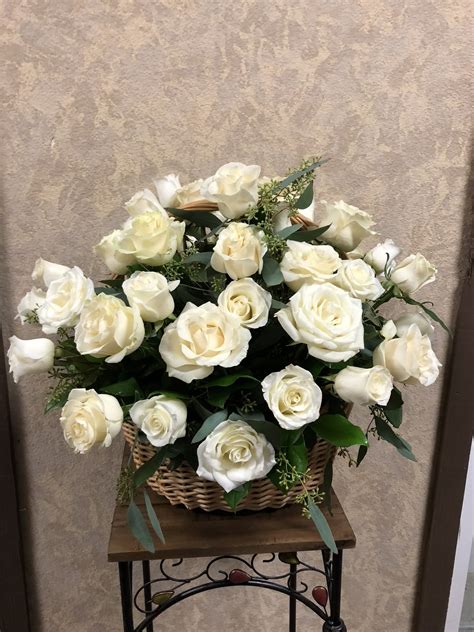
108, 490, 355, 632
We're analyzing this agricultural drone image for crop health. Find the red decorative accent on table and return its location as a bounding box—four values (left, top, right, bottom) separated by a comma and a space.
229, 569, 251, 584
312, 586, 328, 607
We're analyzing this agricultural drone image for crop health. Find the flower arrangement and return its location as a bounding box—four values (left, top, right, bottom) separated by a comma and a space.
7, 158, 446, 553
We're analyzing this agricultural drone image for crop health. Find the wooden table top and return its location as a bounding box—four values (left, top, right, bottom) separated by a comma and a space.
108, 490, 356, 562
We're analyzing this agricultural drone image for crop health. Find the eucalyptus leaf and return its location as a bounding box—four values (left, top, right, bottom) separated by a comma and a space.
277, 225, 302, 239
192, 410, 229, 443
206, 389, 230, 409
127, 500, 155, 553
133, 450, 169, 488
312, 414, 368, 447
144, 489, 165, 544
322, 459, 333, 513
288, 225, 331, 242
374, 417, 416, 461
276, 159, 329, 191
307, 497, 337, 554
295, 181, 313, 209
356, 445, 368, 467
262, 256, 284, 287
184, 251, 213, 266
271, 298, 287, 310
223, 482, 251, 510
167, 208, 221, 228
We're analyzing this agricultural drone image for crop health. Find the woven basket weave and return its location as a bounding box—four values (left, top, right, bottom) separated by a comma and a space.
122, 198, 336, 512
123, 420, 336, 512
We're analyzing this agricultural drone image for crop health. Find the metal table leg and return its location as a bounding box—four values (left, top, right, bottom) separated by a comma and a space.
119, 561, 134, 632
288, 561, 297, 632
322, 550, 347, 632
142, 561, 154, 632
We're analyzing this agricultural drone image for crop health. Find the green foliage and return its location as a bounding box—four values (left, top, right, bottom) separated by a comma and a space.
192, 410, 229, 443
312, 414, 368, 447
127, 500, 155, 553
223, 482, 251, 510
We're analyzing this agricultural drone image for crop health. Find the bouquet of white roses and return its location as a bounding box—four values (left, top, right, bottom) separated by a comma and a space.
8, 158, 445, 552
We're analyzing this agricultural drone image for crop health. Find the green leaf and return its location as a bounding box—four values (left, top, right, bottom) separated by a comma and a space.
244, 419, 284, 448
206, 389, 230, 409
307, 497, 337, 554
127, 500, 155, 553
398, 295, 452, 336
312, 414, 368, 447
382, 388, 403, 428
277, 225, 302, 239
183, 251, 213, 266
192, 410, 229, 443
271, 298, 287, 310
287, 439, 308, 474
223, 482, 251, 510
295, 181, 313, 209
147, 390, 189, 400
306, 359, 325, 379
250, 322, 284, 353
261, 256, 284, 287
204, 371, 259, 388
322, 459, 333, 513
101, 378, 140, 398
374, 417, 416, 461
143, 489, 165, 544
133, 450, 169, 488
356, 445, 368, 467
94, 286, 121, 296
267, 464, 289, 492
167, 208, 221, 228
276, 159, 329, 191
288, 225, 331, 242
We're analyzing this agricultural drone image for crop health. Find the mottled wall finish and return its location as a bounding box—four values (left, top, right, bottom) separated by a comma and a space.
1, 1, 472, 631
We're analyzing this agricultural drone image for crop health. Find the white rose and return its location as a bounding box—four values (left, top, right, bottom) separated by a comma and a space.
211, 222, 267, 280
118, 211, 185, 266
318, 200, 376, 252
201, 162, 261, 219
16, 287, 46, 323
217, 278, 271, 329
123, 271, 179, 322
394, 311, 434, 338
154, 174, 181, 208
196, 419, 276, 492
175, 179, 205, 206
60, 388, 123, 453
373, 324, 441, 386
37, 266, 95, 334
7, 336, 55, 383
334, 366, 393, 406
276, 283, 364, 363
95, 229, 135, 275
364, 239, 400, 274
280, 241, 341, 291
32, 258, 70, 287
159, 302, 251, 383
75, 293, 145, 363
390, 253, 437, 294
262, 364, 322, 429
125, 189, 164, 216
130, 396, 187, 447
333, 259, 384, 301
381, 320, 397, 340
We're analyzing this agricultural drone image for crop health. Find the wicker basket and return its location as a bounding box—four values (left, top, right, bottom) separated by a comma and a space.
122, 198, 337, 512
123, 421, 336, 512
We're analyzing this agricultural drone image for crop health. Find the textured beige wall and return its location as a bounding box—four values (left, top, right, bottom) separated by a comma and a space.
1, 1, 472, 631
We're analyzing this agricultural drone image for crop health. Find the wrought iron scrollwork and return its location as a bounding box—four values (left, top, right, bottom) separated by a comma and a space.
125, 551, 347, 632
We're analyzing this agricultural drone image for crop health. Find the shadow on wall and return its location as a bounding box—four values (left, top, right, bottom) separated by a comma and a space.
413, 137, 474, 631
